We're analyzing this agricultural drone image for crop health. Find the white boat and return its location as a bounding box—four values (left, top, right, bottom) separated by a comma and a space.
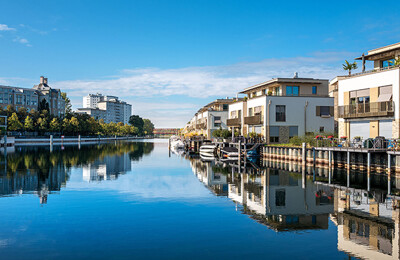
221, 147, 239, 158
170, 136, 184, 149
200, 152, 215, 161
199, 144, 216, 154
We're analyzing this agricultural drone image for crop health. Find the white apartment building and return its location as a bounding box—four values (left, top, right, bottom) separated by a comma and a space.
334, 42, 400, 140
183, 98, 235, 138
78, 93, 132, 124
228, 76, 334, 143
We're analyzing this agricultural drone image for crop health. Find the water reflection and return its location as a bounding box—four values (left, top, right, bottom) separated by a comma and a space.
189, 157, 400, 259
0, 142, 154, 203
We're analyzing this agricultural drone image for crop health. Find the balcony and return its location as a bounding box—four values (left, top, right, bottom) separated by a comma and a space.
244, 114, 262, 125
338, 101, 394, 119
196, 123, 207, 130
227, 117, 241, 127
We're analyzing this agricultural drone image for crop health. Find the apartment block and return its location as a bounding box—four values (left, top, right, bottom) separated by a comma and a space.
78, 93, 132, 124
228, 75, 334, 143
0, 76, 65, 117
183, 98, 235, 138
335, 42, 400, 140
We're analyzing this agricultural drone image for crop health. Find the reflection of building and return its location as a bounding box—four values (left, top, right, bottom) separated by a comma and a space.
330, 186, 400, 259
0, 165, 68, 204
229, 168, 334, 231
83, 153, 131, 182
190, 159, 228, 196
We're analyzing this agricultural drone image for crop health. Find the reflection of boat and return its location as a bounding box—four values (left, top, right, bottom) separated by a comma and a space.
221, 147, 239, 158
200, 144, 216, 154
247, 150, 259, 157
200, 152, 215, 161
169, 135, 184, 149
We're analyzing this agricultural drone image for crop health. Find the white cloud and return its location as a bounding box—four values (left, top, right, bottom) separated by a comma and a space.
13, 37, 31, 47
51, 51, 353, 127
0, 24, 15, 31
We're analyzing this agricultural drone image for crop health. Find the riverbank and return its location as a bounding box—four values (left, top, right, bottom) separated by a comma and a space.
13, 136, 149, 146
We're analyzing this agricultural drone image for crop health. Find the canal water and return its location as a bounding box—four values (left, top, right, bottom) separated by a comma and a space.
0, 140, 396, 259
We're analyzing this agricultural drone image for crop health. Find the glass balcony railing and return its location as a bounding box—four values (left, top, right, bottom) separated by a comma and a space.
338, 101, 394, 119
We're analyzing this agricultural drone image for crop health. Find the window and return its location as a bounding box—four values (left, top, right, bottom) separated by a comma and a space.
276, 105, 286, 122
286, 86, 299, 96
222, 104, 228, 111
382, 58, 395, 68
320, 106, 330, 116
289, 126, 298, 138
0, 94, 3, 104
214, 116, 221, 127
248, 107, 253, 116
319, 126, 324, 132
312, 86, 317, 95
269, 126, 279, 143
16, 95, 22, 104
275, 189, 285, 207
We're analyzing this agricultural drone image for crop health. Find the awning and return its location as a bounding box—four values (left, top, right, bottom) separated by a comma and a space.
376, 93, 392, 102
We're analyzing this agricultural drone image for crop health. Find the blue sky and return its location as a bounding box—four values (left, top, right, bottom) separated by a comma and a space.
0, 0, 400, 127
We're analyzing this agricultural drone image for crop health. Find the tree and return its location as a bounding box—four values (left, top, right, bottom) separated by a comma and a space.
38, 99, 50, 112
49, 118, 61, 132
8, 113, 23, 131
24, 116, 35, 131
37, 118, 48, 133
61, 92, 72, 115
129, 115, 144, 135
342, 60, 358, 76
143, 119, 155, 136
389, 57, 400, 67
70, 117, 79, 135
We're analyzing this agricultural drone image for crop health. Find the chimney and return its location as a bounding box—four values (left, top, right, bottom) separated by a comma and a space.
40, 76, 44, 84
44, 78, 48, 84
293, 72, 298, 78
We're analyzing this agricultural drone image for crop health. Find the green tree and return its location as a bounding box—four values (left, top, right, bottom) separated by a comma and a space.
129, 115, 144, 135
143, 119, 155, 136
70, 117, 80, 135
37, 118, 48, 133
389, 57, 400, 67
342, 60, 358, 76
24, 115, 35, 131
61, 92, 72, 115
8, 113, 23, 131
38, 99, 50, 112
49, 118, 61, 132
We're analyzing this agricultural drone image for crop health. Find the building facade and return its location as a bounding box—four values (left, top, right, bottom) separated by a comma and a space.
336, 42, 400, 140
228, 76, 334, 143
78, 94, 132, 124
0, 76, 65, 117
183, 98, 235, 138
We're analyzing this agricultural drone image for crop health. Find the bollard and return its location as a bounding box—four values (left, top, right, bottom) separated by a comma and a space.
302, 143, 306, 166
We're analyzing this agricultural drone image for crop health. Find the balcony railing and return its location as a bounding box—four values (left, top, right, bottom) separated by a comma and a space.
338, 101, 394, 119
196, 123, 207, 130
227, 117, 241, 127
244, 114, 263, 125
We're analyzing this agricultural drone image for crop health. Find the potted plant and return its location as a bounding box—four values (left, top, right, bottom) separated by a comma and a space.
267, 91, 273, 96
354, 136, 361, 142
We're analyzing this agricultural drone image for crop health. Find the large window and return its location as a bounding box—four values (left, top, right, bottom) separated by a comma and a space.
320, 106, 330, 116
269, 126, 279, 143
286, 86, 299, 96
214, 116, 221, 127
276, 105, 286, 122
289, 126, 298, 138
382, 58, 395, 68
275, 189, 286, 207
312, 86, 317, 95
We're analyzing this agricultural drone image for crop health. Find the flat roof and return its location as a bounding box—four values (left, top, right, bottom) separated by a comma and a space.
355, 42, 400, 60
240, 77, 328, 93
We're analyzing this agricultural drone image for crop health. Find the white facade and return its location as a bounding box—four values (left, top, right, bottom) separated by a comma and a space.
79, 93, 132, 124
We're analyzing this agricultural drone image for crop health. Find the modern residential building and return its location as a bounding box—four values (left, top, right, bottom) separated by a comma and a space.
78, 93, 132, 124
183, 98, 236, 138
83, 152, 131, 182
228, 75, 334, 143
335, 42, 400, 140
0, 76, 66, 117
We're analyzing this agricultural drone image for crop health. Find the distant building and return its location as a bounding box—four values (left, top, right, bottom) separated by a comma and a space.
78, 93, 132, 124
0, 76, 66, 117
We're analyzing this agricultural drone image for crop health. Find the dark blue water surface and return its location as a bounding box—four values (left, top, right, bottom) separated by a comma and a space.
0, 140, 395, 259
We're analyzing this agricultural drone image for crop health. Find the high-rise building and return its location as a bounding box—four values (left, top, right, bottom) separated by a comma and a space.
78, 93, 132, 124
